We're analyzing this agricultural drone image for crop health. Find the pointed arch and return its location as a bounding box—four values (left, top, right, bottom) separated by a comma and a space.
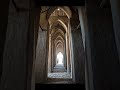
47, 6, 72, 20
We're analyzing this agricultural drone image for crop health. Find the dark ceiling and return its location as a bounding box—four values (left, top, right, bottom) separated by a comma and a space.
35, 0, 85, 6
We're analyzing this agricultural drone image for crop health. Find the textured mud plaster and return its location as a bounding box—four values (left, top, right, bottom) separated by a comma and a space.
35, 31, 47, 83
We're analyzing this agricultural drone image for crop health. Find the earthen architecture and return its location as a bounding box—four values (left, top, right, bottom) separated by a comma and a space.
0, 0, 120, 90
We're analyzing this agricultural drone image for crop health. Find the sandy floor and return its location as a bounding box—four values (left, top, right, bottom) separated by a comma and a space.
48, 72, 71, 78
45, 72, 74, 84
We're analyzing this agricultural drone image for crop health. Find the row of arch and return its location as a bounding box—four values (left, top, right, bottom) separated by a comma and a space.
47, 6, 72, 73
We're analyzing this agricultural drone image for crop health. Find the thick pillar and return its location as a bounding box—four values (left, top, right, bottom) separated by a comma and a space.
70, 33, 74, 79
78, 7, 86, 48
0, 0, 30, 89
110, 0, 120, 89
63, 42, 67, 69
53, 42, 56, 67
71, 28, 85, 84
0, 0, 9, 81
35, 31, 47, 83
51, 38, 54, 72
86, 1, 120, 89
110, 0, 120, 62
30, 8, 41, 90
78, 6, 89, 90
65, 33, 70, 73
68, 20, 72, 73
48, 34, 52, 73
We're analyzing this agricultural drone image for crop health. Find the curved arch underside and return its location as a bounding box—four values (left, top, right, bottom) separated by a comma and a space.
47, 6, 72, 20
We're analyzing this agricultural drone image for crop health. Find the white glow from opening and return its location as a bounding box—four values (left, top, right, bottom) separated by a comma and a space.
57, 52, 63, 65
57, 8, 60, 11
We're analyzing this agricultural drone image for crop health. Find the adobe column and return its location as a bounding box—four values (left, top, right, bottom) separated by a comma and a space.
78, 6, 89, 90
65, 33, 70, 73
110, 0, 120, 62
0, 0, 30, 90
35, 31, 47, 83
86, 0, 120, 89
110, 0, 120, 89
48, 34, 52, 73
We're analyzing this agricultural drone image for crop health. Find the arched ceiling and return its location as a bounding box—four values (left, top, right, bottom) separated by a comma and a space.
56, 41, 63, 47
48, 17, 68, 30
56, 43, 63, 47
39, 6, 77, 30
40, 6, 80, 56
50, 8, 67, 17
56, 45, 63, 51
47, 6, 72, 19
52, 29, 65, 54
39, 6, 80, 33
56, 41, 63, 48
52, 30, 65, 40
55, 39, 64, 45
50, 24, 66, 34
55, 35, 64, 42
50, 27, 65, 36
54, 38, 64, 48
51, 28, 65, 39
56, 44, 64, 54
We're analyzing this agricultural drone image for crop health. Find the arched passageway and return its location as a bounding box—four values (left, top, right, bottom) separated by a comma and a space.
47, 7, 72, 80
32, 6, 86, 84
1, 1, 120, 90
56, 52, 63, 65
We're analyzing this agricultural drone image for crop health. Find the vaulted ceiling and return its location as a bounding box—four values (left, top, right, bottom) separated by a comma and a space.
40, 6, 80, 55
39, 6, 79, 30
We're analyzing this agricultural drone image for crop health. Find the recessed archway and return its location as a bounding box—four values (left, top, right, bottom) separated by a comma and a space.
56, 52, 63, 65
47, 6, 72, 80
